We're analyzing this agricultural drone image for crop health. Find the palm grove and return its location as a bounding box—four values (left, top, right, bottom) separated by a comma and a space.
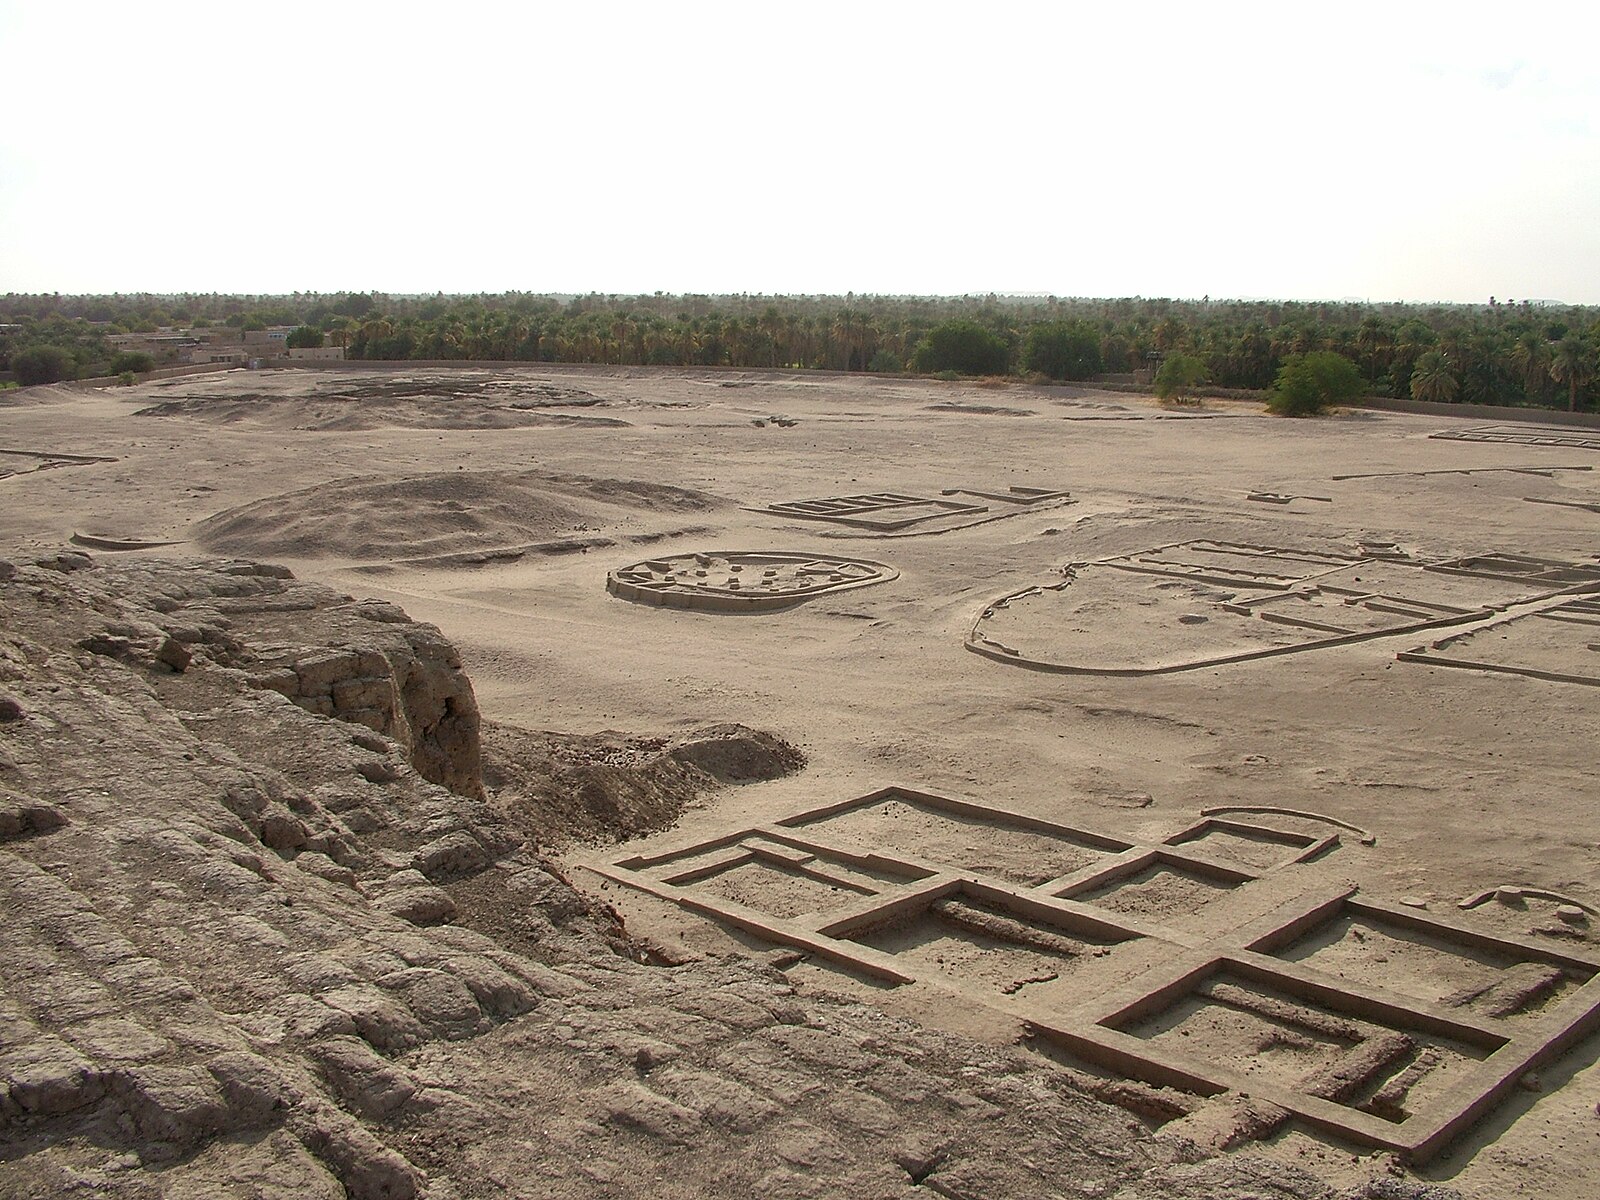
3, 292, 1596, 414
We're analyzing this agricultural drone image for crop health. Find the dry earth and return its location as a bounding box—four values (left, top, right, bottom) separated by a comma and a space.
3, 363, 1599, 1198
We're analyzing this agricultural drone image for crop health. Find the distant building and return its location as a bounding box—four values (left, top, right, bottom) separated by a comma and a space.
107, 331, 204, 357
102, 325, 335, 367
104, 327, 258, 366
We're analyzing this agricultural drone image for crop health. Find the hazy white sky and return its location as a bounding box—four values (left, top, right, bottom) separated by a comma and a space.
3, 1, 1597, 302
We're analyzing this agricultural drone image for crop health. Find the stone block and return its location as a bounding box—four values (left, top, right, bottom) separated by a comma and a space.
68, 1016, 173, 1065
437, 955, 536, 1020
596, 1080, 701, 1143
250, 668, 300, 697
319, 985, 429, 1054
260, 810, 310, 852
340, 708, 389, 733
309, 1037, 419, 1121
155, 636, 192, 673
379, 967, 484, 1039
0, 799, 67, 841
294, 651, 360, 694
121, 1064, 233, 1144
333, 676, 395, 712
294, 851, 360, 889
412, 831, 488, 881
353, 649, 389, 678
378, 886, 457, 927
355, 758, 403, 784
3, 1039, 108, 1116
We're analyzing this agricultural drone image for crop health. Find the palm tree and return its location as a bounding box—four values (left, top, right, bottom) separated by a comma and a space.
830, 309, 858, 371
723, 316, 748, 367
1409, 350, 1458, 404
1234, 323, 1273, 388
781, 313, 801, 368
1453, 330, 1510, 405
849, 309, 879, 371
1549, 335, 1597, 412
758, 306, 784, 368
1390, 319, 1437, 398
351, 317, 393, 359
1354, 317, 1393, 380
610, 317, 634, 364
1510, 331, 1552, 403
1153, 316, 1188, 352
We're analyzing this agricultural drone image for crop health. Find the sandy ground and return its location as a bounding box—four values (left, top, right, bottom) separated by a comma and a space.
5, 364, 1600, 1196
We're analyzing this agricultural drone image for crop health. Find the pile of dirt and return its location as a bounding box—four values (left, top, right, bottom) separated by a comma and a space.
133, 372, 614, 432
482, 721, 805, 846
662, 722, 807, 782
924, 402, 1036, 416
194, 470, 726, 562
0, 383, 94, 408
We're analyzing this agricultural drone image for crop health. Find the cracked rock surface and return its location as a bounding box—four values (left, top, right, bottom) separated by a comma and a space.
0, 555, 1448, 1199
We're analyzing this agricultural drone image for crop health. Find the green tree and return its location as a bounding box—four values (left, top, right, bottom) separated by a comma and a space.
286, 325, 324, 349
1266, 351, 1363, 417
1153, 316, 1189, 352
1389, 319, 1437, 398
909, 320, 1009, 376
1408, 350, 1458, 404
109, 351, 156, 375
333, 292, 377, 319
1153, 353, 1208, 404
1511, 331, 1552, 404
1354, 317, 1394, 380
11, 345, 74, 385
1549, 335, 1596, 412
1022, 321, 1102, 380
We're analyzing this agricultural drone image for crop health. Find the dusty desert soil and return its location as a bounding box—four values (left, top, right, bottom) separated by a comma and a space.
4, 363, 1600, 1197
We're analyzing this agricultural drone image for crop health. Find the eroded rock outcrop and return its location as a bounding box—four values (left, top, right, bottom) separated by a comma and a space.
247, 619, 483, 801
14, 553, 483, 799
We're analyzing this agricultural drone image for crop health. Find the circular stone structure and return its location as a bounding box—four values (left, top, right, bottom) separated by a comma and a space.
607, 551, 897, 612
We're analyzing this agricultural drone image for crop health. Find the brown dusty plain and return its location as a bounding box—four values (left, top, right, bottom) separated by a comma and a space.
4, 364, 1600, 1198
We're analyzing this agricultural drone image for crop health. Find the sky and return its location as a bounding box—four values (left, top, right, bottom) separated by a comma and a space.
2, 1, 1598, 303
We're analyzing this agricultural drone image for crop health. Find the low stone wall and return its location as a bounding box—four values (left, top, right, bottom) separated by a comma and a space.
1349, 395, 1600, 428
261, 358, 900, 380
76, 363, 241, 387
1086, 378, 1266, 402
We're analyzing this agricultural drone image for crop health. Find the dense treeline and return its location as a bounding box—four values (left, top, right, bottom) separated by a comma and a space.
3, 291, 1597, 410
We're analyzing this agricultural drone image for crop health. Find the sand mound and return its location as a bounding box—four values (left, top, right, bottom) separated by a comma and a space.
0, 382, 95, 408
482, 721, 806, 845
195, 469, 725, 561
662, 722, 808, 782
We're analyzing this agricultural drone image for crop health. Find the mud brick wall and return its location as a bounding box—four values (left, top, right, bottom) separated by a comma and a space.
250, 623, 483, 800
